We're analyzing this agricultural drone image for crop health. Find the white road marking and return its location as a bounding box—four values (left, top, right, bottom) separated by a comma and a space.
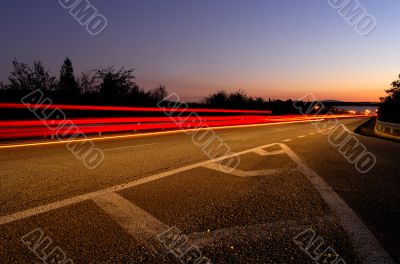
93, 192, 168, 245
203, 162, 276, 177
283, 139, 292, 142
298, 135, 306, 138
103, 143, 157, 151
0, 141, 392, 263
253, 148, 286, 156
0, 143, 280, 226
276, 144, 395, 264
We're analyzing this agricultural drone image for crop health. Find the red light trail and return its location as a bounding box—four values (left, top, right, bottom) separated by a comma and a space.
0, 103, 271, 114
0, 103, 367, 140
0, 114, 365, 140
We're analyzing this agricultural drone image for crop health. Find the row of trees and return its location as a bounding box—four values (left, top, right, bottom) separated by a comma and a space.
0, 57, 339, 115
204, 90, 301, 113
379, 75, 400, 123
205, 90, 266, 109
1, 57, 398, 121
0, 57, 299, 112
0, 58, 167, 105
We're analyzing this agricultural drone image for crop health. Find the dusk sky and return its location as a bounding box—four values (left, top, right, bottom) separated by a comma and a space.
1, 0, 399, 102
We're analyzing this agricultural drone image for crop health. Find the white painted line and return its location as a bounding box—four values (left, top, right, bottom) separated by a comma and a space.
203, 162, 276, 177
283, 139, 292, 142
103, 143, 157, 151
253, 148, 286, 156
277, 144, 395, 264
93, 192, 168, 245
298, 135, 306, 138
0, 143, 280, 226
0, 141, 392, 263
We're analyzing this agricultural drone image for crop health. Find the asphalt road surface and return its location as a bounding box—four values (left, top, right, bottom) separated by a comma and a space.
0, 118, 399, 264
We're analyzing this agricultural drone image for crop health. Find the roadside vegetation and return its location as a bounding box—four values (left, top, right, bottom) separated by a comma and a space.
0, 57, 324, 114
379, 75, 400, 123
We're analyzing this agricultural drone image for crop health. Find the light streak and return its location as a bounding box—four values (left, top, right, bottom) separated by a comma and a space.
0, 103, 271, 114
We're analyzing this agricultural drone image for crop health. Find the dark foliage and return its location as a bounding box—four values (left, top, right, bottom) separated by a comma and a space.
59, 57, 79, 96
379, 75, 400, 123
0, 58, 168, 106
204, 89, 299, 113
0, 57, 309, 115
7, 58, 56, 91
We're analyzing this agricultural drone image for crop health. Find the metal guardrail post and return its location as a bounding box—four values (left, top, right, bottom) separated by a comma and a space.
375, 120, 400, 140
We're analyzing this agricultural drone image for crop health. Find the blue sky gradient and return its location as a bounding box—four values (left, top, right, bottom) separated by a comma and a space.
1, 0, 399, 101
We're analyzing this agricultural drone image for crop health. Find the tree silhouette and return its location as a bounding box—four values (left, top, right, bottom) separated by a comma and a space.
204, 90, 228, 107
379, 74, 400, 122
59, 57, 78, 95
95, 67, 139, 102
77, 70, 97, 95
205, 89, 258, 109
31, 61, 56, 91
8, 59, 56, 92
148, 85, 167, 102
8, 58, 33, 90
228, 89, 248, 106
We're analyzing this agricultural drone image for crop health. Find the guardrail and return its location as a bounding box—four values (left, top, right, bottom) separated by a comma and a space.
375, 119, 400, 140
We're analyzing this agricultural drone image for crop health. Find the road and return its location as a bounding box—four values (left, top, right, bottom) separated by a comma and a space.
0, 118, 399, 263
